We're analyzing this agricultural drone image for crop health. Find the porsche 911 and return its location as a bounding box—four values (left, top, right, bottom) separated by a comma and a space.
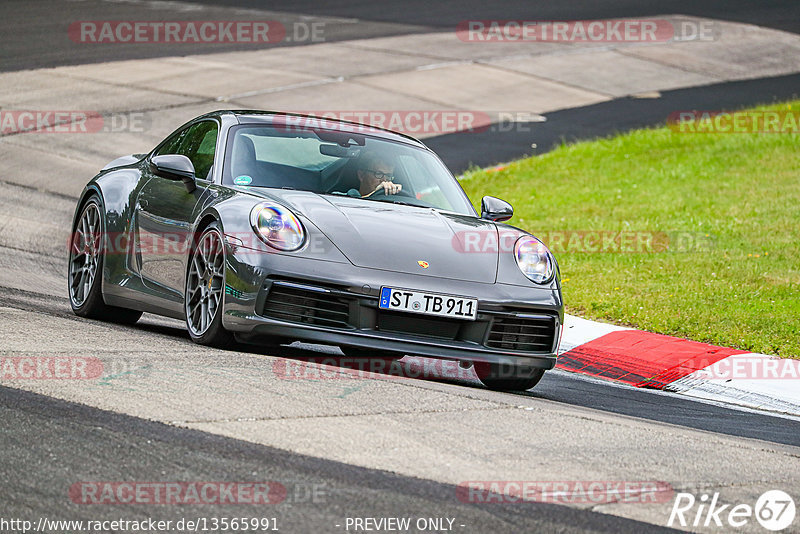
68, 110, 563, 391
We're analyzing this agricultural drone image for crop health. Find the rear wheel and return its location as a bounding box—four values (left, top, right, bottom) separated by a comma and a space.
68, 195, 142, 324
185, 222, 234, 347
474, 362, 545, 391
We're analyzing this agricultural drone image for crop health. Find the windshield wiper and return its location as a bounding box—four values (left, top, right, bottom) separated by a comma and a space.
366, 197, 417, 207
320, 192, 419, 208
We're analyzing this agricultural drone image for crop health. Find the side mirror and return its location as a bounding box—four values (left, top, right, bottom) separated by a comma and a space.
151, 154, 196, 193
480, 196, 513, 222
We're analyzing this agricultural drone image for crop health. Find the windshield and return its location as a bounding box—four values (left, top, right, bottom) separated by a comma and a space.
222, 124, 475, 215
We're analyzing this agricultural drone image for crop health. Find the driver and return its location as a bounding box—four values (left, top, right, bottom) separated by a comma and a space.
356, 151, 402, 197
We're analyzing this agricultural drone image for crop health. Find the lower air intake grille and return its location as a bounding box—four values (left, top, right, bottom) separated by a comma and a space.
377, 312, 461, 341
486, 315, 556, 353
261, 283, 353, 329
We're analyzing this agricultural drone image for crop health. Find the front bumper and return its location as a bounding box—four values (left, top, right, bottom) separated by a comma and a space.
222, 249, 563, 370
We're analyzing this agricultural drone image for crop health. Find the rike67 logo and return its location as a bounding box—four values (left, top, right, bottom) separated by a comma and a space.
668, 490, 796, 531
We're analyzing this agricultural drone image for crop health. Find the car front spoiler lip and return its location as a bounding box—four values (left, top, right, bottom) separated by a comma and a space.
230, 314, 558, 370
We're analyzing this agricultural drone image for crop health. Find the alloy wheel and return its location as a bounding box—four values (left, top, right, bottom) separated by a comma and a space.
68, 201, 102, 307
186, 229, 225, 336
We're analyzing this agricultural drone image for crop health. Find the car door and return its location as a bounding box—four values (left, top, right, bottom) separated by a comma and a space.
136, 119, 219, 304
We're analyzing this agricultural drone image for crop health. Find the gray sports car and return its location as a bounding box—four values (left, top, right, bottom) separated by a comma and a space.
68, 110, 563, 391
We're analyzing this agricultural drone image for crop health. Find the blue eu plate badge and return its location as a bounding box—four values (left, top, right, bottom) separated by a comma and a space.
380, 287, 392, 308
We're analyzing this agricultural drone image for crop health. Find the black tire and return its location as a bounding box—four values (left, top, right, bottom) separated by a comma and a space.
185, 221, 234, 348
68, 195, 142, 325
474, 362, 545, 391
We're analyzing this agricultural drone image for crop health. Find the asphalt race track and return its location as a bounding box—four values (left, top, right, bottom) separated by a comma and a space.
1, 386, 680, 533
1, 1, 799, 533
427, 73, 800, 172
3, 0, 798, 72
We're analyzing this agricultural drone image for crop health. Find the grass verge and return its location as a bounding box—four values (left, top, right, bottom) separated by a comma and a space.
460, 100, 800, 358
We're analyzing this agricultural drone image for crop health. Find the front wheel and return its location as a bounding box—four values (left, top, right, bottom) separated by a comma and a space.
185, 222, 234, 347
474, 362, 545, 391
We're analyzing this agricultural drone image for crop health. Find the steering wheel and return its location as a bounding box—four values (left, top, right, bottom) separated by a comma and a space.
368, 187, 414, 199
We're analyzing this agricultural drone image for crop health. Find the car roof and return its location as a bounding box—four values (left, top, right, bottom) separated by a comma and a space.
205, 110, 428, 148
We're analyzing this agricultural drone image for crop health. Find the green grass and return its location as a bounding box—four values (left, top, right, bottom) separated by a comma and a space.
459, 101, 800, 358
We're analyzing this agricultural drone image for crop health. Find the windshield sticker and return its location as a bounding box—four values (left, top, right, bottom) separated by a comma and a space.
233, 175, 253, 185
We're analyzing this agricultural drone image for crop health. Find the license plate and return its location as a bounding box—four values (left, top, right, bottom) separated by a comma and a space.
379, 287, 477, 320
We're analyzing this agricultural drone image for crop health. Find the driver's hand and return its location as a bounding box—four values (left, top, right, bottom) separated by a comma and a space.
376, 181, 402, 195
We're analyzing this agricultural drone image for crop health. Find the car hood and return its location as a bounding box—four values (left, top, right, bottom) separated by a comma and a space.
250, 189, 499, 283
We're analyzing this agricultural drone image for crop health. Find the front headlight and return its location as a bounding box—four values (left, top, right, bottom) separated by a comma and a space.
514, 235, 554, 284
250, 202, 305, 251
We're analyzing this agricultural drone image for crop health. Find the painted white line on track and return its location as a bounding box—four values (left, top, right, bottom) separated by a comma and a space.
548, 368, 800, 423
